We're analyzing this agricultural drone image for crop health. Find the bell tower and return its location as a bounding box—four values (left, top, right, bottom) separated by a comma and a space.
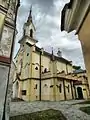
23, 6, 35, 39
19, 6, 38, 46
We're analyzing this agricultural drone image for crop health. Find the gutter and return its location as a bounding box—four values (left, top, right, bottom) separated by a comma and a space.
39, 51, 42, 101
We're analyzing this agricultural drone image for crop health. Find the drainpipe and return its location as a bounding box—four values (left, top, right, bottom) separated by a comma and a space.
39, 51, 42, 101
74, 85, 77, 99
70, 80, 74, 99
66, 63, 68, 74
2, 1, 20, 120
39, 48, 44, 101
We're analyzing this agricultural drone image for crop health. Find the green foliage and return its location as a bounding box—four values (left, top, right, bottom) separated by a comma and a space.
10, 109, 67, 120
80, 106, 90, 115
73, 65, 81, 70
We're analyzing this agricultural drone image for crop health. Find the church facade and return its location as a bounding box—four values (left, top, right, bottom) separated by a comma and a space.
13, 8, 89, 101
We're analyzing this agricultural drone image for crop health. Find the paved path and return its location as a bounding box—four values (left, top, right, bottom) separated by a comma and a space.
10, 100, 90, 120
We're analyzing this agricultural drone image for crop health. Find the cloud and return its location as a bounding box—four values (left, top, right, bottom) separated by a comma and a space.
14, 0, 85, 69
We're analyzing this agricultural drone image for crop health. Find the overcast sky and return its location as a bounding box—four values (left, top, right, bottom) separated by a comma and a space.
14, 0, 85, 69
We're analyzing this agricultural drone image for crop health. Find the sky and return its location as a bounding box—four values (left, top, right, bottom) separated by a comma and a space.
14, 0, 85, 69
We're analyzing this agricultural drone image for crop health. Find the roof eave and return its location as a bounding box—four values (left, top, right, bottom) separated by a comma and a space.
61, 0, 74, 31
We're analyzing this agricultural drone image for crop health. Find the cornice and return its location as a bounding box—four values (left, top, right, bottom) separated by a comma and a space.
61, 0, 90, 33
76, 4, 90, 34
0, 4, 8, 14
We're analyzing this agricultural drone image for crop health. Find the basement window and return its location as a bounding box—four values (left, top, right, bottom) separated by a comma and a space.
22, 90, 26, 95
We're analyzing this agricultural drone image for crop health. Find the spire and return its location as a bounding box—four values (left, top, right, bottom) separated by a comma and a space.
27, 5, 32, 22
51, 47, 55, 61
52, 47, 54, 55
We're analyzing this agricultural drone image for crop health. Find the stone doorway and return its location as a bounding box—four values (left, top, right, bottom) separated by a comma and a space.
77, 87, 83, 99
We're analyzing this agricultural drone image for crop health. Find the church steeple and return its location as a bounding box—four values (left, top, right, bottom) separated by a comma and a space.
27, 5, 32, 22
51, 47, 55, 61
19, 6, 38, 45
23, 5, 36, 39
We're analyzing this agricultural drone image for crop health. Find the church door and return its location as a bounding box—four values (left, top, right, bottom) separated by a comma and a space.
77, 87, 83, 99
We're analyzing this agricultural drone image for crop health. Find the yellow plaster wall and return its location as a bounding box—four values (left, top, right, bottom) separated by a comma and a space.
0, 13, 5, 37
21, 80, 30, 101
42, 55, 50, 72
75, 85, 89, 99
31, 52, 40, 78
33, 80, 40, 100
56, 61, 67, 73
56, 78, 65, 101
67, 64, 73, 73
64, 80, 72, 100
78, 11, 90, 90
18, 81, 23, 99
41, 79, 51, 100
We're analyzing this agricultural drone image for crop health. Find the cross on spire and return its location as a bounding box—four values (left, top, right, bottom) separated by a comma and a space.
29, 5, 32, 18
27, 5, 32, 22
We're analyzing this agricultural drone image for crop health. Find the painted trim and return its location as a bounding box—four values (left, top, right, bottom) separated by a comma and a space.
17, 76, 77, 81
0, 56, 10, 64
63, 79, 66, 100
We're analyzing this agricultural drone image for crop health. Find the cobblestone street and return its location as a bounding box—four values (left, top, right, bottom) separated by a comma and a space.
10, 100, 90, 120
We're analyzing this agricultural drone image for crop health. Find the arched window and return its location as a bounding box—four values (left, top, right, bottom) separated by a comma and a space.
27, 53, 29, 56
35, 84, 37, 89
30, 29, 33, 38
44, 68, 47, 73
35, 66, 38, 70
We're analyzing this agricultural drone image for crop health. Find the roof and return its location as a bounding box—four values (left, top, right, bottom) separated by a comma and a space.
61, 0, 74, 31
14, 48, 20, 59
18, 35, 38, 44
35, 46, 71, 64
73, 69, 86, 74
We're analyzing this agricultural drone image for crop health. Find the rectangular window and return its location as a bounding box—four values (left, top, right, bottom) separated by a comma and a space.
35, 84, 37, 89
22, 90, 26, 95
68, 85, 70, 93
59, 84, 62, 93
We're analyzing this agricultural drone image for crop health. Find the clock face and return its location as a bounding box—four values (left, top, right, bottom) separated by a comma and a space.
0, 26, 14, 58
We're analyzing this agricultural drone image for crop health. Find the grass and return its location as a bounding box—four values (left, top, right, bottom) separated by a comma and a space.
10, 109, 67, 120
72, 101, 90, 105
80, 106, 90, 115
78, 101, 90, 104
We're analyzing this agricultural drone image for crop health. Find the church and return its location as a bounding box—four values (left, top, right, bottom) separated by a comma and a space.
12, 7, 89, 101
